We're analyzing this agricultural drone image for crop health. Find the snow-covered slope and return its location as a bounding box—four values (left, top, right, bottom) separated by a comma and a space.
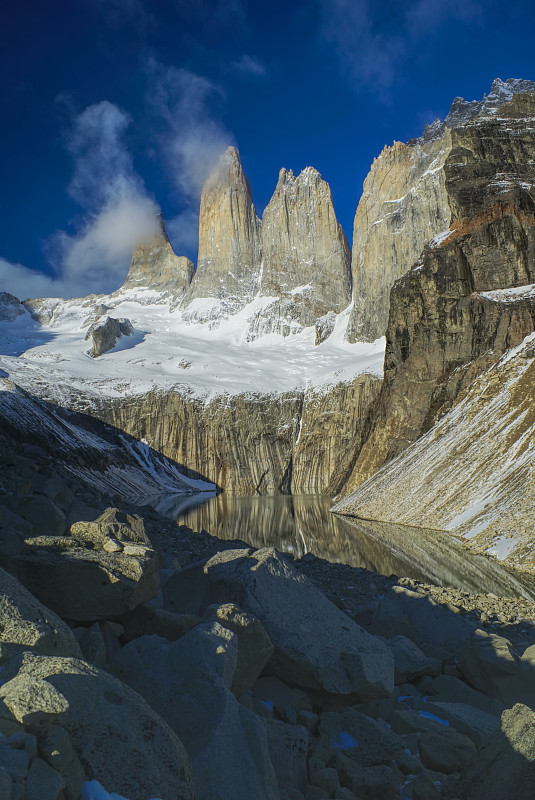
0, 376, 215, 501
0, 287, 384, 407
333, 329, 535, 572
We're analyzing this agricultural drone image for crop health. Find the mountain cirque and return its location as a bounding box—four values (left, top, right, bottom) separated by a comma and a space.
3, 78, 535, 800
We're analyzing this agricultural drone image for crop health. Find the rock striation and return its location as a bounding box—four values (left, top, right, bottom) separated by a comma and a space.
121, 211, 194, 298
87, 374, 381, 496
346, 132, 452, 342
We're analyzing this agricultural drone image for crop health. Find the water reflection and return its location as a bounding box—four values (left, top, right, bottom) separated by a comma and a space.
173, 494, 535, 600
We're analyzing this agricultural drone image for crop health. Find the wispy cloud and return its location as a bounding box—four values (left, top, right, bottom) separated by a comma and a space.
146, 59, 234, 255
3, 100, 160, 299
89, 0, 153, 29
0, 257, 69, 301
231, 55, 267, 79
174, 0, 249, 35
318, 0, 485, 97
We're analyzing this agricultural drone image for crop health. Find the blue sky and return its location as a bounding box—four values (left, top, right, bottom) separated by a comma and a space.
1, 0, 535, 298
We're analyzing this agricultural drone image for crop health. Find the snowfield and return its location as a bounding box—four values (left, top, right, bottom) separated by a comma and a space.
0, 288, 385, 406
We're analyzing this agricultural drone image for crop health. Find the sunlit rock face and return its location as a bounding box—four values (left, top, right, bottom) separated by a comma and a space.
346, 132, 452, 343
182, 147, 351, 338
344, 89, 535, 490
185, 146, 262, 316
253, 166, 352, 336
346, 78, 535, 344
122, 212, 194, 298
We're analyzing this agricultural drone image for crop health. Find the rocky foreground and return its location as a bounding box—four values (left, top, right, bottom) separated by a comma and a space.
2, 439, 535, 800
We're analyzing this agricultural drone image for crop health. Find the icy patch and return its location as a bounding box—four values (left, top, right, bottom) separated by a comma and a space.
289, 284, 313, 295
488, 535, 519, 560
429, 229, 453, 247
480, 283, 535, 303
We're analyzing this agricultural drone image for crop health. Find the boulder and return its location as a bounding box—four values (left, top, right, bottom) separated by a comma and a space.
385, 634, 442, 683
201, 602, 274, 695
177, 547, 394, 700
317, 708, 403, 767
458, 703, 535, 800
334, 755, 398, 800
418, 728, 476, 773
0, 653, 195, 800
85, 317, 134, 358
252, 677, 312, 725
3, 508, 159, 620
110, 623, 279, 800
458, 629, 521, 702
425, 674, 505, 716
265, 718, 308, 799
26, 757, 65, 800
0, 566, 81, 660
38, 724, 85, 800
423, 700, 500, 747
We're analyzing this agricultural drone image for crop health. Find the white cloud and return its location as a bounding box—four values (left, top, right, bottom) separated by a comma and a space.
231, 55, 267, 79
0, 258, 69, 301
4, 100, 161, 300
48, 195, 160, 296
146, 59, 234, 254
318, 0, 486, 96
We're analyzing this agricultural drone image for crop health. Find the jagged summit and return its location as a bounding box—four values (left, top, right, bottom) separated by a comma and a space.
420, 78, 535, 142
258, 162, 351, 332
122, 210, 194, 298
184, 145, 262, 315
446, 77, 535, 127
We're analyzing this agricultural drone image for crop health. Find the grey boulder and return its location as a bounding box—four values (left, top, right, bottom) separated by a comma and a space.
183, 547, 394, 700
110, 622, 279, 800
0, 566, 81, 661
201, 602, 274, 695
458, 703, 535, 800
0, 653, 194, 800
4, 508, 159, 620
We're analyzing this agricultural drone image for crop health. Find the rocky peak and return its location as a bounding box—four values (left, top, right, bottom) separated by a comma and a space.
0, 291, 26, 322
185, 145, 262, 314
122, 211, 194, 298
445, 78, 535, 128
258, 164, 351, 326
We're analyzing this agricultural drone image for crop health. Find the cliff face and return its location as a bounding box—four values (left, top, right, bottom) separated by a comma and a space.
333, 332, 535, 572
87, 375, 381, 496
346, 78, 535, 344
344, 91, 535, 491
122, 213, 194, 297
254, 167, 352, 336
346, 132, 452, 342
180, 148, 352, 338
185, 147, 262, 315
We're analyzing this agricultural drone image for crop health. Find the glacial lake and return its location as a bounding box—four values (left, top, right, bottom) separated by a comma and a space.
155, 493, 535, 601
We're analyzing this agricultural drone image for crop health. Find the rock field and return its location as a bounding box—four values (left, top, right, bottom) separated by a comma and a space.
2, 432, 535, 800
